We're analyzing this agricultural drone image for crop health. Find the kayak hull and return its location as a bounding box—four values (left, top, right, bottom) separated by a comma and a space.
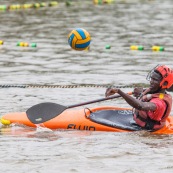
1, 106, 173, 134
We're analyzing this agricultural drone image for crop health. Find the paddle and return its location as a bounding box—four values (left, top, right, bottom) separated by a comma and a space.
26, 92, 132, 124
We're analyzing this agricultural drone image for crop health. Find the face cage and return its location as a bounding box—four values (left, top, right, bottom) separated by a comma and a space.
146, 65, 160, 82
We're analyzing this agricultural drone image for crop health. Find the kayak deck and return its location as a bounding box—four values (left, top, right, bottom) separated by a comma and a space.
89, 109, 141, 131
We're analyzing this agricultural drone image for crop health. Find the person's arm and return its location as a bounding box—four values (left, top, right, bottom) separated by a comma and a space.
105, 88, 156, 111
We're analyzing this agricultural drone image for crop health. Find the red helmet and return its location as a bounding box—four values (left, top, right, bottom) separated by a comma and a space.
154, 65, 173, 89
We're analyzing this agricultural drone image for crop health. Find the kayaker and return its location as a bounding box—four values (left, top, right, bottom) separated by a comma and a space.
105, 65, 173, 130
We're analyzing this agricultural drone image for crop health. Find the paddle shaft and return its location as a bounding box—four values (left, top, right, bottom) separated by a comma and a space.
67, 92, 132, 109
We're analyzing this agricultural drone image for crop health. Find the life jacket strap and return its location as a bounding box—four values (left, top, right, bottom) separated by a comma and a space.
136, 113, 160, 130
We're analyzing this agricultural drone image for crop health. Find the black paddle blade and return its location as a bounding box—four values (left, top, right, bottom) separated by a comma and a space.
26, 102, 67, 124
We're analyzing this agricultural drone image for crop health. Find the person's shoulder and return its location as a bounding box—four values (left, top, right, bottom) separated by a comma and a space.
151, 97, 166, 104
165, 92, 172, 99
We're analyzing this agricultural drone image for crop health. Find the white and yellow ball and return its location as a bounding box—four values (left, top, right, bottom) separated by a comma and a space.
68, 28, 91, 51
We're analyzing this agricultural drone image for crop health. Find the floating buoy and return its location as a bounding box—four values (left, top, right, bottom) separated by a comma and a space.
33, 3, 41, 8
16, 42, 37, 47
49, 1, 58, 6
30, 43, 37, 47
152, 46, 164, 51
66, 0, 72, 6
93, 0, 115, 5
22, 4, 33, 9
0, 40, 4, 45
8, 4, 21, 10
105, 44, 111, 49
0, 5, 7, 10
40, 3, 47, 7
17, 42, 28, 47
130, 45, 144, 51
0, 1, 58, 12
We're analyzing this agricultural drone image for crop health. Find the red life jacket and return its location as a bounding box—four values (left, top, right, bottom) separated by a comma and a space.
133, 90, 172, 130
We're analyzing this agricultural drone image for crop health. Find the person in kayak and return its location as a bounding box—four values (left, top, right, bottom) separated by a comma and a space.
105, 65, 173, 130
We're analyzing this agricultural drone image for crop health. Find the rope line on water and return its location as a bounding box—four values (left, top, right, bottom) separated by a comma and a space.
0, 84, 149, 89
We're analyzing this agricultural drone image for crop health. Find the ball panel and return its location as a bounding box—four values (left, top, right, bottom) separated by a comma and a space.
72, 36, 77, 49
68, 33, 75, 47
75, 41, 90, 49
75, 28, 88, 39
81, 29, 90, 38
74, 47, 89, 51
68, 33, 78, 49
72, 29, 88, 40
76, 36, 91, 44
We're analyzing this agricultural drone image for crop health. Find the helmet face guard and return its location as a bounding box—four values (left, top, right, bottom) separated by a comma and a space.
147, 65, 173, 89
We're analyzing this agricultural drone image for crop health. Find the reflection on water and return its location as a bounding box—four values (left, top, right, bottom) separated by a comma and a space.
0, 0, 173, 172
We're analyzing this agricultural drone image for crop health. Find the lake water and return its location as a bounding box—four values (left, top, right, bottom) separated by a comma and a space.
0, 0, 173, 172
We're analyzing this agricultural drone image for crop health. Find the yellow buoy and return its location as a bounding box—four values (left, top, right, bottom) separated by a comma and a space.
23, 42, 29, 47
152, 46, 164, 51
0, 40, 4, 45
49, 1, 58, 6
0, 118, 11, 125
130, 45, 144, 50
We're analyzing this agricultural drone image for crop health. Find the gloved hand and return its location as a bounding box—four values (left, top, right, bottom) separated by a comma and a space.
105, 88, 119, 97
133, 87, 143, 98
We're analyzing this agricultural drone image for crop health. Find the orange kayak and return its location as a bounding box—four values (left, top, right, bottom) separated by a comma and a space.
1, 106, 173, 135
